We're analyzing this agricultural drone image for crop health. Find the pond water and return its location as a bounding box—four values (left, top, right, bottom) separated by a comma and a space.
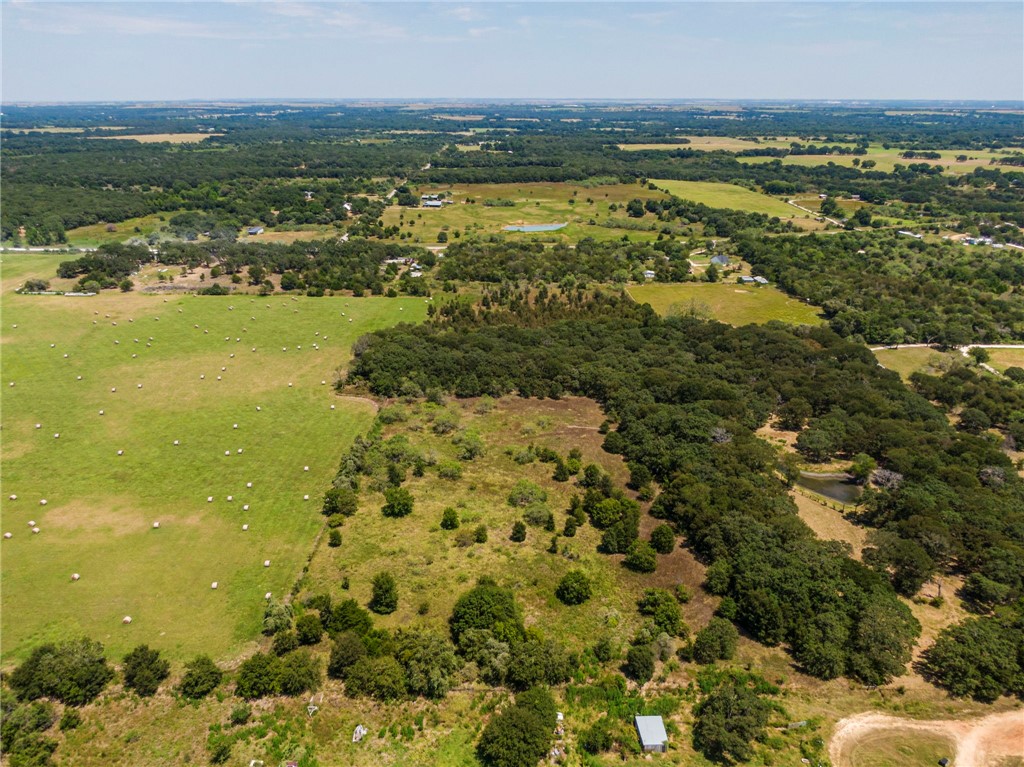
797, 474, 862, 504
502, 223, 567, 232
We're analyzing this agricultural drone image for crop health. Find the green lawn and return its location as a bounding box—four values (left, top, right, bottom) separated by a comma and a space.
1, 256, 426, 663
65, 213, 184, 247
872, 347, 961, 381
382, 182, 669, 243
984, 348, 1024, 372
842, 729, 955, 767
627, 282, 824, 326
651, 179, 797, 217
739, 142, 1014, 175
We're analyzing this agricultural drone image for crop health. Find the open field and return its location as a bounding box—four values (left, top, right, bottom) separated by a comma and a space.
830, 711, 1024, 767
618, 136, 800, 152
627, 281, 824, 326
89, 132, 223, 143
740, 143, 1016, 175
873, 347, 962, 381
984, 348, 1024, 372
65, 212, 185, 247
651, 179, 798, 217
382, 182, 670, 243
0, 253, 427, 663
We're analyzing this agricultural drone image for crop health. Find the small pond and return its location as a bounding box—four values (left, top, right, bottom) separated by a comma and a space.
796, 473, 862, 504
502, 223, 567, 232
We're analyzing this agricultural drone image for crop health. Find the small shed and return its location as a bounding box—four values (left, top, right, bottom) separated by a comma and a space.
643, 269, 657, 280
634, 715, 668, 753
247, 226, 264, 236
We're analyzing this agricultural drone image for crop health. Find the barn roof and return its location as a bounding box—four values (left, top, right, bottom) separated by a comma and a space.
634, 715, 667, 747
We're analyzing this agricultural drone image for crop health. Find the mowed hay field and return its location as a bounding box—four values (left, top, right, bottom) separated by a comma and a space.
872, 347, 962, 381
983, 347, 1024, 372
381, 182, 670, 243
628, 282, 824, 326
88, 133, 222, 143
0, 253, 426, 663
651, 179, 797, 217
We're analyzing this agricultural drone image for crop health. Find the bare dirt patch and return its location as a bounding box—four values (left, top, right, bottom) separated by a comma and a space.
830, 710, 1024, 767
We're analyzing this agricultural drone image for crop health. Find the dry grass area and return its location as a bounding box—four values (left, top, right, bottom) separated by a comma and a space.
873, 347, 962, 381
985, 348, 1024, 372
790, 492, 867, 559
89, 133, 222, 143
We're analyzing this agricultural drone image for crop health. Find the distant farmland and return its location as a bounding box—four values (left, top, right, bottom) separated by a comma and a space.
628, 281, 824, 327
652, 179, 797, 217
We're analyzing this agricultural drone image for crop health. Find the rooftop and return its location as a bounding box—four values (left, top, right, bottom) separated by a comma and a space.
634, 715, 667, 746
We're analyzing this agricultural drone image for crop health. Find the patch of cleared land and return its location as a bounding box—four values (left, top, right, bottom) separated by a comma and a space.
628, 281, 824, 326
89, 133, 222, 143
984, 348, 1024, 372
619, 136, 800, 152
1, 254, 426, 662
740, 143, 1017, 175
830, 710, 1024, 767
873, 347, 962, 381
381, 182, 670, 243
652, 179, 798, 217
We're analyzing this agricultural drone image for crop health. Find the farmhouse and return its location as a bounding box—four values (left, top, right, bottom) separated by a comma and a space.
710, 255, 730, 267
247, 227, 264, 235
422, 200, 443, 208
634, 715, 668, 753
643, 269, 657, 280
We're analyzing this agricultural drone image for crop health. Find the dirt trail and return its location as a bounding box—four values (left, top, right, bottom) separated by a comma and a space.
830, 710, 1024, 767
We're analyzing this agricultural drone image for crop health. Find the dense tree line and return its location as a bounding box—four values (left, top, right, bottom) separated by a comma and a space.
737, 231, 1024, 344
350, 301, 1024, 682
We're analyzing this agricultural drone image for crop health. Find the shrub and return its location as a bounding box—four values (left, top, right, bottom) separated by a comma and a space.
344, 656, 407, 701
229, 703, 252, 727
295, 614, 324, 645
272, 630, 299, 656
450, 579, 524, 645
261, 600, 293, 636
555, 571, 592, 605
382, 487, 414, 518
624, 541, 658, 573
507, 480, 547, 507
323, 487, 358, 516
440, 507, 460, 529
178, 655, 222, 699
579, 716, 614, 754
328, 529, 342, 547
693, 679, 771, 763
523, 502, 553, 528
327, 632, 366, 680
624, 644, 655, 683
510, 521, 527, 542
650, 524, 675, 554
692, 618, 740, 664
235, 653, 283, 699
593, 637, 615, 663
473, 525, 488, 543
454, 430, 485, 460
9, 638, 115, 706
59, 708, 82, 731
437, 460, 463, 480
279, 652, 322, 696
369, 572, 398, 614
477, 686, 557, 767
122, 645, 170, 697
637, 589, 685, 637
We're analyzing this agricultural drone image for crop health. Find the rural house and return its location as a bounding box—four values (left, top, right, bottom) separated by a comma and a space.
247, 226, 264, 235
634, 715, 668, 753
710, 255, 730, 267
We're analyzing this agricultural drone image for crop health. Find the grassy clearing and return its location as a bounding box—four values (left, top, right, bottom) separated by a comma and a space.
841, 729, 954, 767
89, 133, 222, 143
65, 212, 184, 247
1, 257, 427, 663
619, 136, 800, 152
627, 282, 824, 327
985, 348, 1024, 372
872, 347, 961, 381
740, 142, 1014, 175
381, 182, 669, 244
651, 179, 797, 218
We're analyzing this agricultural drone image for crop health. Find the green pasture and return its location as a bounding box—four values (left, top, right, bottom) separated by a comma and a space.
0, 254, 427, 663
382, 182, 669, 243
983, 347, 1024, 372
628, 281, 824, 327
64, 213, 179, 248
739, 143, 1014, 175
872, 347, 961, 381
651, 179, 797, 217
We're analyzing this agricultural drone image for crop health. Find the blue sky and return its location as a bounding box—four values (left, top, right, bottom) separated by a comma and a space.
2, 1, 1022, 102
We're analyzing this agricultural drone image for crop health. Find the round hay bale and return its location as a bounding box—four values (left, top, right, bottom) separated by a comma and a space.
153, 522, 160, 528
263, 560, 270, 567
217, 376, 221, 381
256, 406, 261, 411
243, 504, 250, 511
237, 448, 243, 454
39, 499, 46, 506
321, 380, 326, 385
173, 440, 179, 445
123, 616, 132, 624
330, 405, 335, 410
288, 383, 293, 387
265, 592, 272, 599
221, 367, 226, 372
35, 423, 41, 429
225, 451, 230, 456
71, 573, 80, 581
117, 450, 123, 456
207, 496, 214, 502
233, 424, 238, 429
200, 375, 205, 379
246, 482, 253, 488
111, 387, 116, 392
227, 495, 233, 502
32, 527, 40, 534
3, 532, 11, 539
304, 466, 309, 472
242, 524, 249, 531
303, 494, 309, 501
8, 382, 13, 387
137, 384, 142, 389
28, 520, 36, 526
99, 410, 104, 415
64, 353, 69, 358
77, 376, 83, 380
50, 343, 55, 348
297, 345, 302, 350
8, 494, 16, 501
230, 353, 235, 358
54, 433, 60, 439
211, 582, 218, 589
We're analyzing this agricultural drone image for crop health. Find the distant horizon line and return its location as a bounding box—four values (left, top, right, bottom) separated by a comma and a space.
4, 98, 1024, 108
